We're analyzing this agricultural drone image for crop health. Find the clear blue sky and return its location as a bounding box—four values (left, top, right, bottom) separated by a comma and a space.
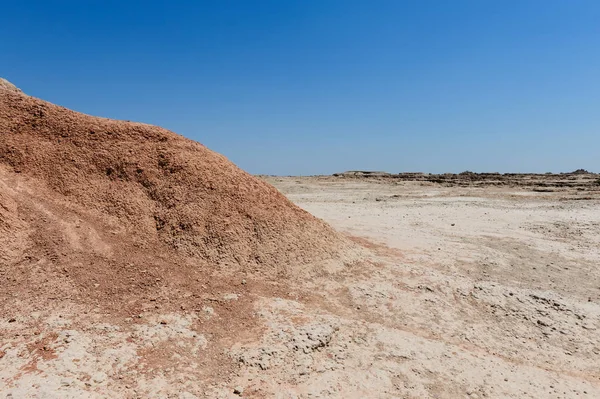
1, 1, 599, 175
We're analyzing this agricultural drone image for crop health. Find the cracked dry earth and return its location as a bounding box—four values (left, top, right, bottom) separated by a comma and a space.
3, 177, 600, 398
249, 177, 600, 399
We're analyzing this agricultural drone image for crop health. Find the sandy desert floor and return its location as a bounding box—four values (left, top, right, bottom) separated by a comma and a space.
1, 175, 599, 398
246, 176, 600, 399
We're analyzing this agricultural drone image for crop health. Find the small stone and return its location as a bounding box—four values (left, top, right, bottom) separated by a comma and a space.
451, 223, 455, 226
233, 386, 243, 395
92, 372, 107, 383
241, 279, 247, 285
537, 318, 552, 327
160, 321, 167, 325
581, 324, 597, 331
8, 318, 16, 323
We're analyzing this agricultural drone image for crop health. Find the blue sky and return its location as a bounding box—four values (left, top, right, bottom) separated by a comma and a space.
1, 1, 599, 175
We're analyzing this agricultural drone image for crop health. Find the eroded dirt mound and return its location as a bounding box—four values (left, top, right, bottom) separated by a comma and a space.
0, 80, 358, 394
0, 81, 347, 274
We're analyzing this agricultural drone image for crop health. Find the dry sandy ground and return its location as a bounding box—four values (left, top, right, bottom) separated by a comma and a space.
2, 176, 599, 398
247, 176, 600, 399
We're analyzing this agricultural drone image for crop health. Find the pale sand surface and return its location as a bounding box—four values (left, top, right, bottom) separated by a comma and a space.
242, 176, 600, 399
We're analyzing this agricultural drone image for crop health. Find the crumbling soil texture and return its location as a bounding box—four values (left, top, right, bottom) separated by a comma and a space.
0, 82, 353, 397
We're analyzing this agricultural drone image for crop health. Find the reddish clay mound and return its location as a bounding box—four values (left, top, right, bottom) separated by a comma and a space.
0, 79, 358, 395
0, 80, 356, 319
0, 83, 346, 271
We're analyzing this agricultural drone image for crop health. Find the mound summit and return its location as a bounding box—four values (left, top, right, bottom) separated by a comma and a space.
0, 80, 350, 307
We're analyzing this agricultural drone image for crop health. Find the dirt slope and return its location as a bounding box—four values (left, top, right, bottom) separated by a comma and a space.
0, 82, 347, 277
0, 81, 357, 395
